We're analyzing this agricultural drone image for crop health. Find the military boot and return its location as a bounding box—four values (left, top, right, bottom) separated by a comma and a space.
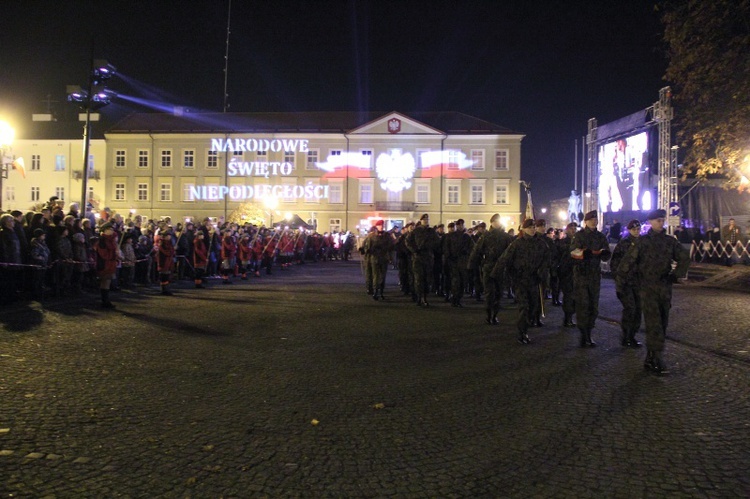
563, 314, 576, 328
100, 290, 115, 309
626, 331, 642, 348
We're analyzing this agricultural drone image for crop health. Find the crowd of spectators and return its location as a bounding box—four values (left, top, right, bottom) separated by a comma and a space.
0, 197, 356, 307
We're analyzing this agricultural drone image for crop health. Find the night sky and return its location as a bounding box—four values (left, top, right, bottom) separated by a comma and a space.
0, 0, 667, 207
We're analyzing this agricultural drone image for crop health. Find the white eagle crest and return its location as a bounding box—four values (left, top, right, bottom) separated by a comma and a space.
376, 151, 416, 193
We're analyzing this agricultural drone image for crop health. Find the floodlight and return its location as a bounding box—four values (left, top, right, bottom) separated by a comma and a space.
66, 85, 88, 103
92, 60, 116, 83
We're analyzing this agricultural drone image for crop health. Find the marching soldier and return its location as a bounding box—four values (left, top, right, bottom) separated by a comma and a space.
556, 222, 578, 327
406, 214, 440, 307
469, 214, 512, 324
532, 219, 556, 326
492, 219, 550, 344
444, 219, 473, 307
157, 225, 176, 296
193, 231, 208, 288
610, 219, 643, 347
362, 220, 395, 300
570, 210, 611, 347
617, 209, 690, 374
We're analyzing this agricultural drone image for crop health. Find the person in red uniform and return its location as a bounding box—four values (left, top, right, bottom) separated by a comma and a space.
238, 233, 252, 279
96, 223, 120, 309
193, 231, 208, 289
263, 230, 278, 274
278, 230, 294, 269
221, 230, 237, 284
251, 229, 264, 277
157, 225, 176, 295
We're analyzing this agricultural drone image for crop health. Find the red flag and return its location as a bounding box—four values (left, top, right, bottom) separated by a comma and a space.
12, 157, 25, 179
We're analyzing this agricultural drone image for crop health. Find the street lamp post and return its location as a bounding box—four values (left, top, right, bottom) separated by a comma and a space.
68, 56, 116, 219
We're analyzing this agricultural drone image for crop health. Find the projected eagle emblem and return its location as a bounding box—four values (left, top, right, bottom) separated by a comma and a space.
387, 118, 401, 134
376, 151, 416, 193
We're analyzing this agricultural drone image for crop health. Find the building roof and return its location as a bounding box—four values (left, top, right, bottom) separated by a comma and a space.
106, 111, 522, 136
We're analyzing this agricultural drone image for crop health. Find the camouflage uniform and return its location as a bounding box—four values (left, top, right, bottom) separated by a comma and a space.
555, 235, 576, 326
617, 228, 689, 356
470, 226, 512, 324
533, 232, 557, 325
406, 224, 440, 306
610, 235, 642, 346
444, 228, 473, 306
570, 226, 611, 346
492, 231, 550, 343
362, 229, 394, 300
394, 231, 412, 295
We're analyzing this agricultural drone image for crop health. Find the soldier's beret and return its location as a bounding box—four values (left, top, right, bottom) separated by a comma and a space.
521, 219, 534, 229
627, 219, 641, 230
374, 219, 384, 227
100, 223, 114, 231
535, 219, 546, 227
566, 222, 578, 230
584, 210, 598, 221
420, 213, 429, 221
455, 218, 465, 225
647, 209, 667, 220
33, 228, 45, 238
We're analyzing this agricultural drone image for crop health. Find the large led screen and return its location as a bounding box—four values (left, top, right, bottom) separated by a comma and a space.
597, 131, 654, 213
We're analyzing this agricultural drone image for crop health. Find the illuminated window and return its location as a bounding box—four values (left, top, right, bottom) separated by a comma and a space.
115, 150, 126, 168
138, 150, 149, 168
88, 154, 95, 172
470, 181, 485, 204
446, 150, 461, 171
415, 179, 430, 204
182, 183, 195, 202
160, 183, 172, 202
256, 150, 267, 162
137, 183, 149, 201
31, 186, 40, 201
306, 149, 320, 170
360, 149, 373, 168
494, 181, 509, 205
359, 180, 374, 204
55, 155, 66, 171
471, 150, 485, 171
284, 151, 295, 170
328, 182, 343, 204
114, 183, 126, 201
416, 149, 430, 169
281, 178, 296, 203
329, 218, 342, 232
160, 150, 172, 169
495, 149, 509, 171
31, 154, 41, 171
183, 149, 195, 169
471, 220, 484, 228
446, 180, 461, 204
88, 186, 95, 201
55, 187, 65, 201
207, 150, 219, 169
5, 185, 15, 201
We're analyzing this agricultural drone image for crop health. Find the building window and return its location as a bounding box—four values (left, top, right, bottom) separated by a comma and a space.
88, 186, 94, 201
446, 150, 461, 171
31, 154, 41, 171
284, 151, 295, 170
329, 218, 342, 232
114, 183, 126, 201
183, 149, 195, 169
207, 150, 219, 169
495, 149, 509, 171
31, 186, 40, 202
359, 181, 373, 204
494, 182, 509, 205
470, 182, 484, 204
137, 183, 149, 201
328, 182, 343, 204
160, 150, 172, 169
416, 148, 430, 169
138, 150, 149, 168
306, 149, 320, 170
115, 150, 126, 168
183, 183, 195, 202
88, 154, 95, 172
360, 149, 373, 168
471, 220, 484, 228
281, 178, 296, 203
55, 187, 65, 201
471, 150, 485, 171
5, 185, 15, 201
256, 150, 267, 160
446, 181, 460, 205
416, 180, 430, 204
54, 154, 66, 171
160, 183, 172, 202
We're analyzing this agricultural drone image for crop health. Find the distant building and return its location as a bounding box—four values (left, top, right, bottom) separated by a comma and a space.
6, 111, 524, 232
